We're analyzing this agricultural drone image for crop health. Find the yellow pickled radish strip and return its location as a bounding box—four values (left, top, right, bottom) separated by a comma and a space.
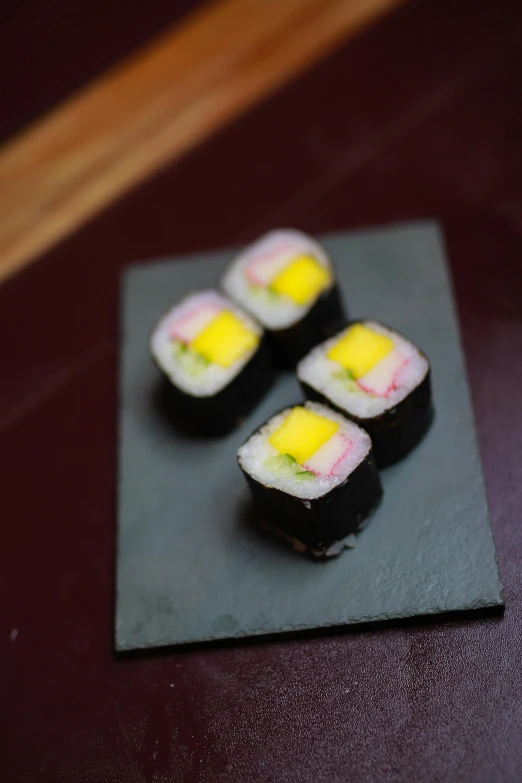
191, 310, 258, 367
270, 254, 329, 305
269, 407, 339, 465
327, 323, 393, 378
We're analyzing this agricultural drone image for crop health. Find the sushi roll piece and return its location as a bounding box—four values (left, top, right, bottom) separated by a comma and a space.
297, 321, 433, 467
238, 402, 382, 557
150, 290, 274, 435
221, 229, 346, 368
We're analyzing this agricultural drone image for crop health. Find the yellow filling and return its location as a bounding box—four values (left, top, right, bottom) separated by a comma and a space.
270, 254, 330, 305
191, 310, 258, 367
269, 407, 339, 465
327, 323, 393, 379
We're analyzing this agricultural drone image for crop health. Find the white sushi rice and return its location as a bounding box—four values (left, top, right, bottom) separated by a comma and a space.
150, 290, 261, 397
297, 321, 429, 419
222, 229, 333, 330
238, 401, 371, 500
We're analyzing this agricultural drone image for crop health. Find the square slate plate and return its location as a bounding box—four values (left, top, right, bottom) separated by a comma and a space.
116, 222, 503, 651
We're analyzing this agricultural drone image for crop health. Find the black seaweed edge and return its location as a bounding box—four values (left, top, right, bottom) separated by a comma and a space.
220, 243, 348, 368
266, 282, 347, 368
298, 320, 434, 467
149, 291, 276, 436
237, 402, 383, 551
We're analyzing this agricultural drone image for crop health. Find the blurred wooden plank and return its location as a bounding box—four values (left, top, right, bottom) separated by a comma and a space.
0, 0, 405, 282
0, 0, 200, 143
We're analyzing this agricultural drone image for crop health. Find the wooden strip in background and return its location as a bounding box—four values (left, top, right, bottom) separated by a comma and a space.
0, 0, 405, 282
0, 0, 201, 143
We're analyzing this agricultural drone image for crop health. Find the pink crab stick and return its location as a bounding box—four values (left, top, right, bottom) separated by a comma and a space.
357, 350, 408, 397
304, 432, 352, 477
245, 240, 295, 286
170, 302, 221, 345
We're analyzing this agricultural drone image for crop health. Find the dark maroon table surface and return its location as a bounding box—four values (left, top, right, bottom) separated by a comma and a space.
2, 0, 522, 780
0, 0, 201, 143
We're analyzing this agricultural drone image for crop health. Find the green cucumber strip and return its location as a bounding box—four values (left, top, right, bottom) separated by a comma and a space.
333, 367, 355, 379
172, 340, 209, 375
264, 454, 298, 477
279, 453, 298, 466
248, 283, 280, 303
333, 366, 359, 390
264, 453, 314, 480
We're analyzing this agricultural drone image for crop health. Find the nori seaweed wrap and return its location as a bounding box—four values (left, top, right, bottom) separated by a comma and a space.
221, 229, 346, 368
298, 320, 433, 466
238, 402, 382, 557
150, 290, 274, 435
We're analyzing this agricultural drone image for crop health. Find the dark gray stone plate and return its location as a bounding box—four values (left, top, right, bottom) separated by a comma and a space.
116, 222, 502, 651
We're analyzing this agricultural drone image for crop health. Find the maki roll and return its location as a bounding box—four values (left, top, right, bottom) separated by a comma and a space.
150, 290, 274, 435
297, 321, 433, 467
222, 229, 346, 368
238, 402, 382, 557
